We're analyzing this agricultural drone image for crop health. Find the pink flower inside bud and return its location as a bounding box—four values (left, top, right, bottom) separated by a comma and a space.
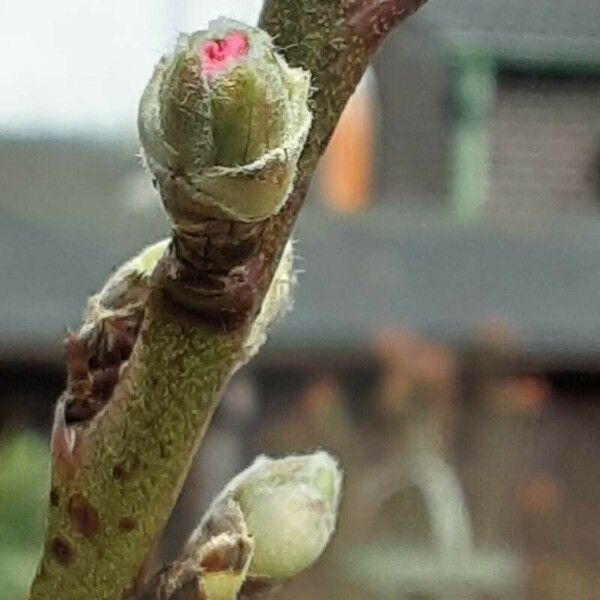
201, 32, 249, 77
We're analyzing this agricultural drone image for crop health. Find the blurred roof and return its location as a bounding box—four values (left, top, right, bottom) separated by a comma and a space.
0, 138, 168, 362
421, 0, 600, 62
277, 206, 600, 362
2, 1, 600, 366
2, 142, 600, 365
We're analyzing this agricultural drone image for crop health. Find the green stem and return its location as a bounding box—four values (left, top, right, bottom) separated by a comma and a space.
29, 2, 429, 598
254, 0, 429, 288
30, 302, 244, 600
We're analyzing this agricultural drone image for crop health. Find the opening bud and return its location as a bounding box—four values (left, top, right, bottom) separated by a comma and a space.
138, 19, 312, 222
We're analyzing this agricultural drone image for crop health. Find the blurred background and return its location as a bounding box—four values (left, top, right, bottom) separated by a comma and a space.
1, 0, 600, 598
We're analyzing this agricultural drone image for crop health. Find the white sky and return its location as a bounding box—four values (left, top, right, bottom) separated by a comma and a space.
0, 0, 264, 136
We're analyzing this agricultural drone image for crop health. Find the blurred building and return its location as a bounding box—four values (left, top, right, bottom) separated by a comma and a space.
1, 1, 600, 598
1, 0, 600, 365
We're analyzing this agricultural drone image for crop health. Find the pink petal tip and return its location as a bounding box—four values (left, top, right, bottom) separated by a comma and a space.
201, 32, 249, 76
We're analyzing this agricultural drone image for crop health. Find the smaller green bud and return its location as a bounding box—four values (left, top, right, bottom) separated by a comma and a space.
138, 19, 312, 222
195, 452, 342, 584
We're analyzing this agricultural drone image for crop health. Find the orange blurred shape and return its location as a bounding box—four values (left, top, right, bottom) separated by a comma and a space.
515, 376, 550, 412
321, 82, 374, 214
301, 375, 342, 417
521, 476, 563, 514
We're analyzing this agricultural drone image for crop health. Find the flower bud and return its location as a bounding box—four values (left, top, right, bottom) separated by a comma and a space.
138, 19, 311, 222
195, 452, 342, 584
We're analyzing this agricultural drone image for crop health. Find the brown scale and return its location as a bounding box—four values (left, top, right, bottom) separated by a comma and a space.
64, 317, 141, 425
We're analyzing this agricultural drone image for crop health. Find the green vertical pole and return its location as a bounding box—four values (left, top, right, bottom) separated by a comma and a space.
449, 48, 496, 221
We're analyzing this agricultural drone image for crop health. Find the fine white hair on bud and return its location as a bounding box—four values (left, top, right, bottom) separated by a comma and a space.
192, 451, 343, 584
237, 240, 296, 369
138, 18, 312, 223
80, 238, 169, 339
